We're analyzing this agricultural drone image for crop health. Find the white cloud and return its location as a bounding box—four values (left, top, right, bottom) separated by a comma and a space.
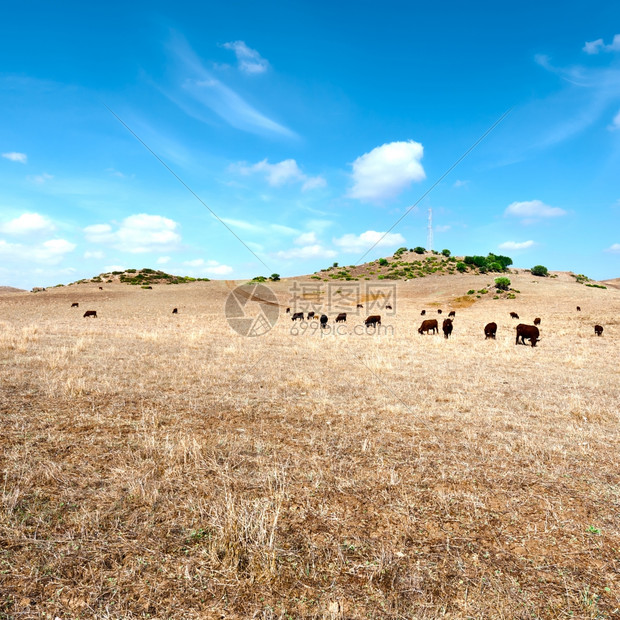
333, 230, 406, 253
184, 258, 204, 266
84, 250, 104, 259
498, 240, 535, 250
609, 109, 620, 130
275, 244, 337, 260
505, 200, 566, 218
2, 152, 27, 164
222, 40, 269, 74
204, 263, 233, 275
157, 256, 171, 265
295, 232, 317, 245
104, 264, 126, 272
453, 179, 469, 188
236, 158, 325, 191
0, 238, 75, 264
84, 214, 181, 253
605, 243, 620, 253
29, 173, 53, 184
0, 212, 55, 235
583, 34, 620, 54
348, 140, 426, 203
435, 225, 451, 233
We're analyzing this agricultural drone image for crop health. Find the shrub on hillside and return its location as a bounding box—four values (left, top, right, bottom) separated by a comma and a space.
413, 246, 426, 254
495, 277, 511, 291
531, 265, 548, 277
456, 262, 467, 273
441, 249, 451, 257
378, 258, 389, 266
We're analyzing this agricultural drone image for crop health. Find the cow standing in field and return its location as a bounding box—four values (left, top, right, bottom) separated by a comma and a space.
307, 311, 315, 320
510, 312, 519, 319
320, 314, 328, 329
336, 313, 347, 323
386, 304, 392, 310
418, 319, 438, 335
420, 310, 426, 316
71, 302, 79, 308
291, 312, 304, 321
594, 325, 603, 336
437, 309, 442, 314
357, 304, 364, 309
365, 315, 381, 328
172, 308, 178, 314
98, 286, 103, 290
442, 318, 453, 339
286, 308, 290, 314
484, 322, 497, 339
534, 317, 541, 326
448, 311, 456, 317
515, 324, 540, 347
83, 310, 97, 318
577, 306, 581, 312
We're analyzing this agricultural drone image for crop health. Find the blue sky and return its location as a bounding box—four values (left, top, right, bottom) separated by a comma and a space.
1, 1, 619, 288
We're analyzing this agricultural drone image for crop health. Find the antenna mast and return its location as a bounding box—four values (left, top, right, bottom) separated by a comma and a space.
427, 208, 433, 252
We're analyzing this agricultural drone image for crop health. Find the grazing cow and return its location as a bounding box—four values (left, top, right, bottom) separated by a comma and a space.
83, 310, 97, 318
510, 312, 519, 319
437, 309, 442, 314
291, 312, 304, 321
320, 314, 328, 328
98, 286, 103, 290
172, 308, 178, 314
418, 319, 438, 335
533, 317, 541, 326
515, 324, 540, 347
484, 322, 497, 339
357, 304, 364, 309
577, 306, 581, 312
286, 307, 290, 314
448, 311, 456, 317
336, 312, 347, 323
385, 304, 392, 310
307, 312, 315, 320
594, 325, 603, 336
442, 318, 453, 339
420, 310, 426, 316
71, 302, 79, 308
365, 315, 381, 327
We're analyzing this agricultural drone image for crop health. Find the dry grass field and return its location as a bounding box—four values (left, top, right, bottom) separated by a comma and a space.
0, 272, 618, 619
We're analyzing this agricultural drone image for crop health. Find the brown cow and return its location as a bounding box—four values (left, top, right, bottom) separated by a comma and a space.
533, 317, 541, 325
365, 315, 381, 327
336, 312, 347, 323
307, 311, 315, 320
594, 325, 603, 336
291, 312, 304, 321
420, 310, 426, 316
516, 324, 540, 347
98, 286, 103, 290
484, 322, 497, 339
510, 312, 519, 319
172, 308, 178, 314
71, 302, 79, 308
448, 310, 456, 317
286, 307, 290, 314
83, 310, 97, 318
442, 318, 453, 339
418, 319, 438, 335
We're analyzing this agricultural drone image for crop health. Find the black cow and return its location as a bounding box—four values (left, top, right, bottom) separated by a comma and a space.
172, 308, 178, 314
577, 306, 581, 312
420, 310, 426, 316
442, 318, 453, 339
510, 312, 519, 319
71, 302, 79, 308
336, 313, 347, 323
365, 315, 381, 327
357, 304, 363, 309
418, 319, 438, 335
291, 312, 304, 321
533, 317, 541, 326
385, 304, 392, 310
320, 314, 328, 328
98, 286, 103, 290
307, 312, 315, 320
484, 322, 497, 339
515, 324, 540, 347
83, 310, 97, 318
448, 310, 456, 317
437, 309, 442, 314
594, 325, 603, 336
286, 307, 290, 314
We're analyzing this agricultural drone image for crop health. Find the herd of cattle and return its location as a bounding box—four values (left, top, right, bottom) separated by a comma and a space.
71, 300, 605, 345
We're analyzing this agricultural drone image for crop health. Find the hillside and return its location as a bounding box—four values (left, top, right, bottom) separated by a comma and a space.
0, 286, 26, 294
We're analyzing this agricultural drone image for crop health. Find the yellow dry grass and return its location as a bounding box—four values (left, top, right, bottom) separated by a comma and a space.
0, 272, 618, 619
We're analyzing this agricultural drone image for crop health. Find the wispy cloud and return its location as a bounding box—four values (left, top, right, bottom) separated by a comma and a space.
609, 109, 620, 130
498, 240, 535, 250
235, 158, 325, 191
604, 243, 620, 253
222, 41, 269, 74
2, 152, 27, 164
0, 238, 75, 264
29, 173, 53, 184
333, 230, 406, 253
84, 250, 104, 259
0, 212, 55, 235
505, 200, 566, 219
165, 34, 296, 138
348, 141, 425, 204
583, 34, 620, 55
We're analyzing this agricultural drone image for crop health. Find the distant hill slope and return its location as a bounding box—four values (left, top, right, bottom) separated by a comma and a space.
0, 286, 26, 294
602, 278, 620, 290
66, 269, 211, 287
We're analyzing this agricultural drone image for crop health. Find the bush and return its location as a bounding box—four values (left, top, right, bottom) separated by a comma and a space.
269, 273, 281, 281
456, 262, 467, 273
467, 289, 475, 295
413, 246, 426, 254
378, 258, 389, 266
441, 249, 451, 257
531, 265, 548, 277
332, 262, 339, 268
495, 277, 511, 291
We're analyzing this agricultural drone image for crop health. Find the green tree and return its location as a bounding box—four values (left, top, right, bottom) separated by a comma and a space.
269, 273, 281, 281
441, 249, 451, 257
378, 258, 389, 266
495, 277, 511, 291
413, 246, 426, 254
531, 265, 548, 277
456, 262, 467, 273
